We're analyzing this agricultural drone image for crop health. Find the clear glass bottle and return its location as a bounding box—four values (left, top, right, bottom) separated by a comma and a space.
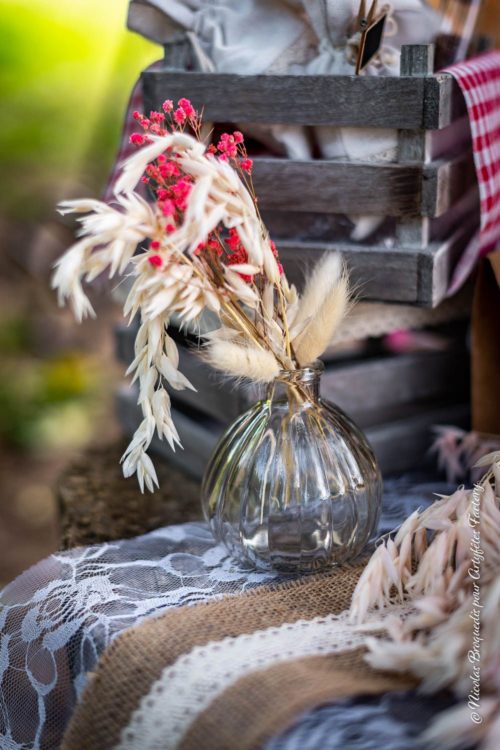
201, 362, 382, 573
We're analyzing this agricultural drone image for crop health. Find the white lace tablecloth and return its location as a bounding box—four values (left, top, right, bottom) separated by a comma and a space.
0, 477, 454, 750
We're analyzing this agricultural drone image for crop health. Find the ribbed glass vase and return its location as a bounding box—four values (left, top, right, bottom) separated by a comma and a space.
201, 362, 382, 573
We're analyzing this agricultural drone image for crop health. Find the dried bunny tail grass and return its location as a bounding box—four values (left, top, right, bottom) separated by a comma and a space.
292, 253, 350, 366
293, 252, 343, 329
293, 273, 349, 365
202, 339, 280, 383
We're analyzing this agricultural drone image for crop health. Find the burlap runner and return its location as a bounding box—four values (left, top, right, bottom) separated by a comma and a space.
181, 650, 415, 750
62, 561, 414, 750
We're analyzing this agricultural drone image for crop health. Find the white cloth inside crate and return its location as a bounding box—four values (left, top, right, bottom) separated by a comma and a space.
127, 0, 440, 239
128, 0, 307, 73
297, 1, 440, 238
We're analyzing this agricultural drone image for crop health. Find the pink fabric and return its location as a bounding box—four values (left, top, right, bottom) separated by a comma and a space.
445, 52, 500, 293
104, 61, 162, 203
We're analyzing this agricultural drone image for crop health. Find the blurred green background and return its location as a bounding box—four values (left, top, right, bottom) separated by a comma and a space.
0, 0, 158, 583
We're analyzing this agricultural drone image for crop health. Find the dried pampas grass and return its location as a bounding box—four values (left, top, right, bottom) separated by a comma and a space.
202, 339, 281, 383
291, 253, 350, 366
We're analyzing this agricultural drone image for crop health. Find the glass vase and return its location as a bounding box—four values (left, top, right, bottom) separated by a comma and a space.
201, 362, 382, 573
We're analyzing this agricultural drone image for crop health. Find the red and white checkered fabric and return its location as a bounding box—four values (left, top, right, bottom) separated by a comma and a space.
444, 51, 500, 291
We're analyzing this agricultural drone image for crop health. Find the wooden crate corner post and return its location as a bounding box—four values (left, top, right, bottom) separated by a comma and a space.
396, 44, 435, 250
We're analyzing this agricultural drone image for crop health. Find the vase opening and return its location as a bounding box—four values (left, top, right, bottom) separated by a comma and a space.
268, 361, 323, 405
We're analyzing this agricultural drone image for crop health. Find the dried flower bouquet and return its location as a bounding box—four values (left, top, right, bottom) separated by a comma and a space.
53, 99, 350, 491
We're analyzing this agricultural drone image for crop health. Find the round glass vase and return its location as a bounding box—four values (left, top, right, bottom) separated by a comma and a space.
201, 362, 382, 573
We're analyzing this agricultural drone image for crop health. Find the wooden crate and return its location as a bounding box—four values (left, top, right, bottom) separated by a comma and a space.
142, 42, 479, 307
116, 42, 475, 478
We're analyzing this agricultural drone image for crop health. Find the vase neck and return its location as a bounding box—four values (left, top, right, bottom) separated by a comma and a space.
267, 363, 323, 405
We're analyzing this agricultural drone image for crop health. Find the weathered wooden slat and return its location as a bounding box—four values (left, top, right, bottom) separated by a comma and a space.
400, 45, 435, 81
252, 159, 422, 216
278, 241, 421, 303
143, 70, 464, 130
276, 218, 478, 307
260, 210, 373, 243
367, 402, 470, 475
430, 114, 472, 160
423, 152, 477, 218
396, 45, 433, 249
250, 152, 474, 218
116, 385, 470, 478
322, 352, 469, 425
396, 46, 468, 130
260, 184, 477, 244
430, 185, 479, 242
113, 223, 477, 307
424, 74, 467, 130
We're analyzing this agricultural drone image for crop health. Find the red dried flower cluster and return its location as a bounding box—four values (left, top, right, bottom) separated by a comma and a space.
131, 97, 200, 140
213, 131, 253, 173
128, 100, 203, 235
270, 240, 284, 276
226, 227, 252, 281
128, 97, 281, 284
148, 254, 163, 267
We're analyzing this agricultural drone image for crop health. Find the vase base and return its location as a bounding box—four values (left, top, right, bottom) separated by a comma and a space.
234, 499, 369, 573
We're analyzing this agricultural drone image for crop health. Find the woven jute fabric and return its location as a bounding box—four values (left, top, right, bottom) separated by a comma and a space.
180, 649, 416, 750
62, 560, 411, 750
